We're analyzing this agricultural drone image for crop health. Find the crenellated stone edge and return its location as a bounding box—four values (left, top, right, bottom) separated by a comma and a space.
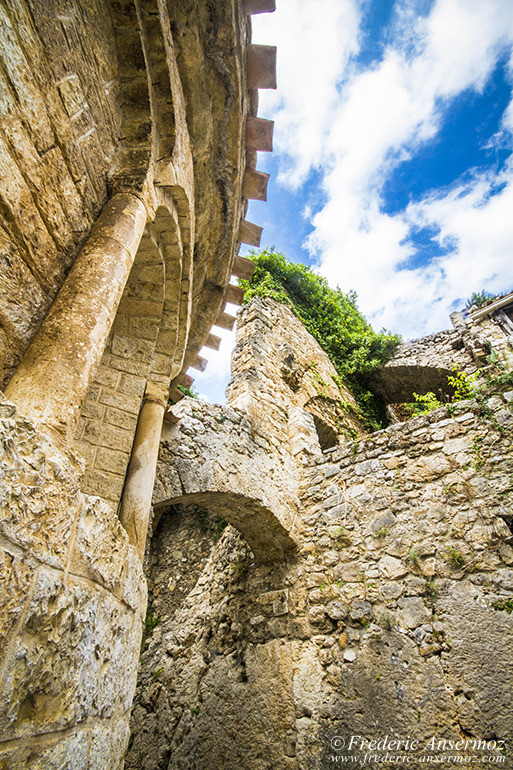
169, 1, 276, 402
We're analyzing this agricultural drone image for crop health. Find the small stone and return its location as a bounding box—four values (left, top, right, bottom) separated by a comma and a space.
397, 597, 431, 629
379, 555, 408, 579
326, 601, 349, 621
343, 649, 356, 662
0, 403, 16, 419
338, 633, 348, 649
349, 600, 372, 623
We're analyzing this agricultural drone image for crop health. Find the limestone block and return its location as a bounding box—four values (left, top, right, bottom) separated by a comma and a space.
0, 550, 34, 651
242, 168, 270, 201
246, 116, 274, 152
437, 582, 513, 741
0, 729, 89, 769
403, 454, 452, 481
120, 545, 147, 611
293, 642, 325, 717
0, 569, 140, 740
379, 555, 408, 579
238, 221, 262, 247
89, 720, 131, 770
397, 597, 431, 629
0, 402, 80, 568
244, 0, 276, 14
443, 436, 472, 455
246, 45, 277, 89
70, 495, 129, 590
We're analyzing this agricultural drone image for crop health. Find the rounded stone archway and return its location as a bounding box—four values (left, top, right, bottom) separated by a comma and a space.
154, 399, 301, 562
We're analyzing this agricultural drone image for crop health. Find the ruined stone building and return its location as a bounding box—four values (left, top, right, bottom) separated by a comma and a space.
0, 1, 513, 769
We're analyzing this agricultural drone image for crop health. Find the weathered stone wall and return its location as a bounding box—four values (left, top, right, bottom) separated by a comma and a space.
129, 299, 513, 769
0, 0, 123, 389
453, 309, 513, 371
129, 391, 513, 769
377, 302, 513, 405
0, 394, 146, 768
227, 298, 364, 450
0, 2, 277, 765
154, 397, 300, 561
374, 329, 478, 405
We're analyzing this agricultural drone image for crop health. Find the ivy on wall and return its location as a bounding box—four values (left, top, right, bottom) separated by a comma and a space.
240, 249, 401, 429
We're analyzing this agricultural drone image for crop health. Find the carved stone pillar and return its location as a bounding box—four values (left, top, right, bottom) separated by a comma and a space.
119, 381, 167, 560
5, 193, 148, 443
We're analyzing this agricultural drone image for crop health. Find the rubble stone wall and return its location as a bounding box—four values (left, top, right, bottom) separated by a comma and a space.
154, 397, 301, 561
227, 298, 364, 449
129, 390, 513, 769
0, 394, 147, 768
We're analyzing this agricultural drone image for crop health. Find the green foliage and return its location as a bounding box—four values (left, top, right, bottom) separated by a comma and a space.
444, 547, 466, 569
410, 391, 443, 414
446, 370, 478, 400
240, 249, 401, 428
195, 506, 227, 541
177, 384, 199, 399
464, 290, 500, 309
409, 369, 478, 414
167, 383, 199, 406
491, 598, 513, 613
406, 547, 421, 569
424, 577, 438, 599
141, 603, 160, 651
380, 612, 393, 631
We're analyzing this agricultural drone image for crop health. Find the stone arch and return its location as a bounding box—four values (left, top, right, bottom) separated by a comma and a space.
149, 194, 193, 384
109, 0, 154, 195
153, 492, 296, 563
155, 401, 300, 562
73, 226, 166, 508
373, 364, 456, 405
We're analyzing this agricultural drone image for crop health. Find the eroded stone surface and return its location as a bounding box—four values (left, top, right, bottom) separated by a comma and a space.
0, 396, 146, 765
129, 302, 513, 770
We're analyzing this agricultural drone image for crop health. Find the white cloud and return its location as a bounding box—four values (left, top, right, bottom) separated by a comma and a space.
257, 0, 513, 338
199, 0, 513, 402
252, 0, 361, 187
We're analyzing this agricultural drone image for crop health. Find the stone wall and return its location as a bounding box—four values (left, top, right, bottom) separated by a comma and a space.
0, 2, 277, 765
0, 394, 146, 768
227, 298, 364, 450
129, 392, 513, 770
0, 0, 121, 388
154, 398, 300, 561
374, 329, 478, 405
377, 301, 513, 406
129, 300, 513, 769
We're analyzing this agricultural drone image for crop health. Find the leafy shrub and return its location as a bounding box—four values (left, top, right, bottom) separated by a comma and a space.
464, 290, 500, 309
240, 249, 401, 429
409, 369, 478, 414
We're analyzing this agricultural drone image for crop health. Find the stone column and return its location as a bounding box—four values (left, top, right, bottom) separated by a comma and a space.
5, 193, 148, 443
119, 381, 167, 561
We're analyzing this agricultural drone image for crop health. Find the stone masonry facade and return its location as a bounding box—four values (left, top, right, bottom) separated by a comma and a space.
129, 298, 513, 769
0, 1, 278, 766
1, 1, 513, 768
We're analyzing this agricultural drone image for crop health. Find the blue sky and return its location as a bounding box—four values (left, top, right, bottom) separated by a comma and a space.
195, 0, 513, 402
